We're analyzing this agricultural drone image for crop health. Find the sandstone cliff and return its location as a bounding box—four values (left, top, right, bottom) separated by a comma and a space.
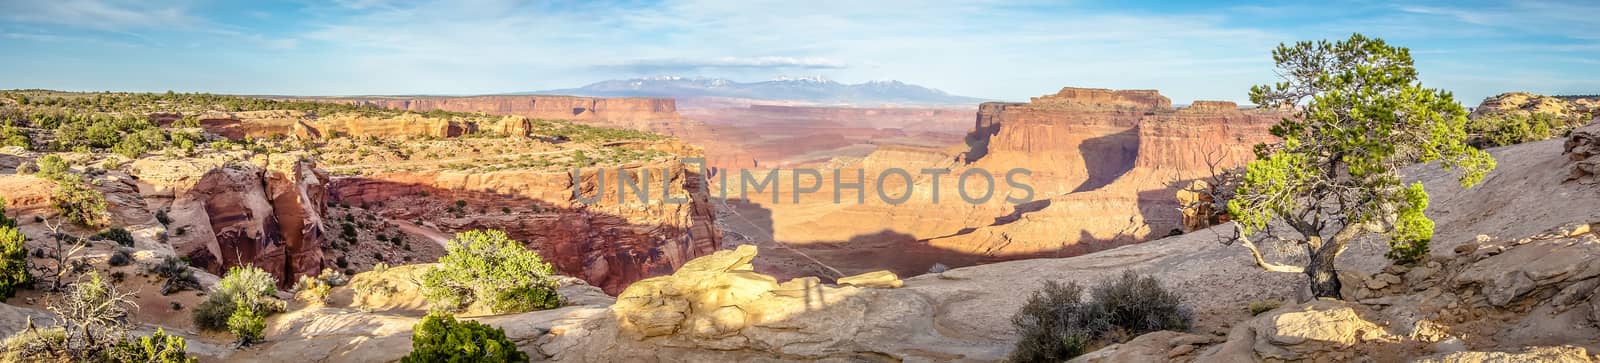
163, 109, 724, 293
232, 127, 1600, 362
739, 88, 1282, 281
130, 153, 330, 286
327, 159, 721, 295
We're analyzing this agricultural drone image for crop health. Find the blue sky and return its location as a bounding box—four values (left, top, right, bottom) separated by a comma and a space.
1, 0, 1596, 104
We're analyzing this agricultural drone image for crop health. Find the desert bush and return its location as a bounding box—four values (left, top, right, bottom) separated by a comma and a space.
105, 328, 198, 363
97, 227, 134, 247
52, 178, 109, 228
0, 326, 68, 361
401, 312, 528, 363
491, 285, 562, 314
1467, 112, 1577, 148
108, 248, 132, 267
155, 209, 172, 225
1009, 272, 1190, 362
150, 256, 200, 295
35, 154, 68, 181
226, 308, 266, 344
0, 225, 30, 299
48, 271, 138, 360
193, 265, 282, 345
1249, 299, 1282, 316
0, 197, 14, 228
421, 230, 561, 313
340, 222, 357, 243
190, 299, 232, 332
317, 268, 349, 287
292, 275, 332, 304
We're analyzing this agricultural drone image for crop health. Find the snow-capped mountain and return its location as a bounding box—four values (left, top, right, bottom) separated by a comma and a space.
523, 77, 987, 106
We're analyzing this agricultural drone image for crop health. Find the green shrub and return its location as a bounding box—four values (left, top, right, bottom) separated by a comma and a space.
0, 226, 30, 299
402, 312, 528, 363
421, 230, 560, 313
191, 297, 233, 331
52, 178, 109, 228
491, 285, 562, 314
105, 328, 198, 363
0, 197, 12, 229
193, 265, 282, 345
227, 308, 266, 345
34, 154, 68, 181
1467, 112, 1580, 148
98, 227, 135, 247
1009, 272, 1190, 362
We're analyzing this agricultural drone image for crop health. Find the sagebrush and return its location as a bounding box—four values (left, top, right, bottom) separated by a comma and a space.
1009, 271, 1190, 362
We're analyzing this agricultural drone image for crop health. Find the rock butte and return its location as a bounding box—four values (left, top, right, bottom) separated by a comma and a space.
724, 87, 1285, 281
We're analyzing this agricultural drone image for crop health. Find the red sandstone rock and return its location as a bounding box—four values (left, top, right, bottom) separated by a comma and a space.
133, 155, 329, 286
327, 159, 720, 294
748, 88, 1283, 278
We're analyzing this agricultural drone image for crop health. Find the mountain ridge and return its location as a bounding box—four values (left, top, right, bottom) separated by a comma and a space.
520, 77, 990, 106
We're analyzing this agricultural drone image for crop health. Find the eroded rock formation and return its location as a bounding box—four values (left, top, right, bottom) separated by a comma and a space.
747, 88, 1283, 280
1564, 118, 1600, 183
1473, 92, 1599, 120
131, 154, 329, 286
327, 159, 722, 295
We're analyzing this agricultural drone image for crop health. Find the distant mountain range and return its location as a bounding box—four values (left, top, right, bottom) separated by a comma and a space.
521, 76, 988, 106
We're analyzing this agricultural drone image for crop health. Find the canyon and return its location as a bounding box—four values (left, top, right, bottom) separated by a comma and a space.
307, 88, 1283, 284
118, 108, 724, 294
717, 87, 1283, 281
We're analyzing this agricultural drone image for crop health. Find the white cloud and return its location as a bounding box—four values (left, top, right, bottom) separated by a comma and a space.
0, 0, 194, 31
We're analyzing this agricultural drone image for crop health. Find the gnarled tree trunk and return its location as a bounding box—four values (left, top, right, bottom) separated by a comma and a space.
1305, 224, 1360, 299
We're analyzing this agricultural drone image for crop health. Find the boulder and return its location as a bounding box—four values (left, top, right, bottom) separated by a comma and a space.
1198, 300, 1394, 362
1454, 233, 1600, 307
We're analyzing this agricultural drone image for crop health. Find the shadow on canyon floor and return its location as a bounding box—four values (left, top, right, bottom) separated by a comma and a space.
326, 177, 712, 295
720, 198, 1138, 283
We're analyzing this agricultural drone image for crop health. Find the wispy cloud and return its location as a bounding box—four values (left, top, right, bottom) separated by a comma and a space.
0, 0, 194, 31
0, 0, 1595, 102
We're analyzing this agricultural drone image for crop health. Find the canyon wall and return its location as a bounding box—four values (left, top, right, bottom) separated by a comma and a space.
749, 87, 1282, 278
131, 154, 330, 287
185, 112, 723, 293
326, 161, 721, 294
307, 95, 685, 133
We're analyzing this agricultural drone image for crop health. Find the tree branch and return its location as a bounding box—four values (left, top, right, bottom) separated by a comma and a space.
1232, 225, 1305, 273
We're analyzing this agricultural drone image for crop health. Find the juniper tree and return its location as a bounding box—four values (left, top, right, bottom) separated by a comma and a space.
1228, 34, 1495, 298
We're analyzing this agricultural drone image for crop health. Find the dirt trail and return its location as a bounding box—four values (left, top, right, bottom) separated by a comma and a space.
388, 218, 451, 248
